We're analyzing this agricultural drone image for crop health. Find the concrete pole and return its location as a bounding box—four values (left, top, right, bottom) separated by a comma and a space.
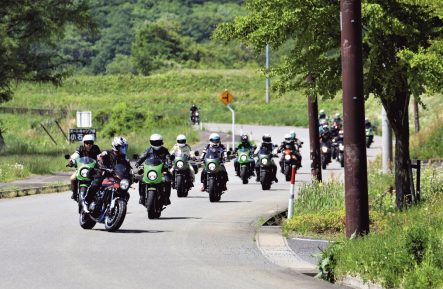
227, 104, 235, 149
341, 0, 369, 237
287, 165, 296, 219
266, 44, 270, 103
382, 107, 392, 173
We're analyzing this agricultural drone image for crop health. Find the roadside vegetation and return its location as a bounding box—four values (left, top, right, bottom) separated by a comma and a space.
283, 162, 443, 288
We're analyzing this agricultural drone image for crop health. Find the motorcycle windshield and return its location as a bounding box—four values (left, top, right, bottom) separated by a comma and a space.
114, 164, 129, 180
174, 152, 189, 161
237, 147, 250, 154
205, 149, 221, 160
77, 156, 95, 165
144, 156, 163, 167
258, 147, 271, 155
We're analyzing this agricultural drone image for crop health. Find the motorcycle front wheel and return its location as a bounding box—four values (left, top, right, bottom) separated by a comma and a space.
104, 199, 127, 232
146, 190, 161, 219
79, 211, 96, 230
208, 178, 220, 202
176, 175, 188, 198
240, 166, 248, 184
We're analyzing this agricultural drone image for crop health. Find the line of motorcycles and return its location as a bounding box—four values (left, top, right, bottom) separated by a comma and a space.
65, 144, 301, 232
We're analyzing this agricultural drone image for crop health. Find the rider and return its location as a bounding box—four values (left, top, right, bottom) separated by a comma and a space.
67, 134, 101, 200
135, 134, 172, 205
233, 134, 255, 176
319, 109, 328, 123
254, 134, 278, 183
170, 134, 196, 184
200, 133, 228, 192
82, 136, 130, 213
289, 131, 303, 168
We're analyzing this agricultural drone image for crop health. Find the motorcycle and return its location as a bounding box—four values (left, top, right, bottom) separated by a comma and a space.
172, 151, 199, 198
79, 163, 132, 232
137, 155, 172, 219
236, 147, 254, 184
281, 145, 300, 181
203, 149, 228, 202
191, 111, 200, 125
366, 127, 374, 148
257, 149, 277, 190
64, 155, 96, 210
320, 141, 332, 169
332, 136, 344, 167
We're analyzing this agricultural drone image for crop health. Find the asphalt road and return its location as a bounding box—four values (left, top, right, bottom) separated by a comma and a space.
0, 124, 380, 289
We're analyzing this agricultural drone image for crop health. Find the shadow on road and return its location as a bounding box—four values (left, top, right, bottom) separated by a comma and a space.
185, 196, 207, 199
217, 200, 252, 203
95, 229, 166, 234
158, 217, 202, 220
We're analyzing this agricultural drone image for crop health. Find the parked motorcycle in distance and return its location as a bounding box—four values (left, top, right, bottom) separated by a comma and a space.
65, 154, 96, 212
79, 163, 132, 232
172, 151, 199, 198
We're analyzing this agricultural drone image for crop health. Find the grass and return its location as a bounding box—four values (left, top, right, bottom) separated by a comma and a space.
411, 116, 443, 160
0, 69, 441, 182
284, 162, 443, 288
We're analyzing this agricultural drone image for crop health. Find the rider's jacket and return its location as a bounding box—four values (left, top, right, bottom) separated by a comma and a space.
70, 145, 101, 161
136, 146, 171, 168
96, 150, 131, 174
170, 144, 194, 158
254, 142, 275, 155
202, 143, 226, 162
278, 140, 297, 152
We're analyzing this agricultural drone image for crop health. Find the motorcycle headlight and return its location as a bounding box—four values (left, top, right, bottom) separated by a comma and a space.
148, 171, 158, 181
261, 158, 268, 165
284, 154, 291, 161
240, 155, 247, 161
208, 163, 216, 171
322, 146, 329, 153
80, 168, 89, 178
339, 144, 344, 150
176, 161, 184, 168
120, 179, 130, 190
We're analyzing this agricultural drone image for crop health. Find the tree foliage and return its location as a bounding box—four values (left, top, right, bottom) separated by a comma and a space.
0, 0, 95, 102
215, 0, 443, 208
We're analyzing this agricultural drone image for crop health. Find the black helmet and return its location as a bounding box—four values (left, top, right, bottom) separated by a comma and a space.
262, 134, 271, 143
241, 134, 248, 144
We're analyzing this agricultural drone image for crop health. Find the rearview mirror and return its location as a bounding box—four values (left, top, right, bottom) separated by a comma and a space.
194, 150, 200, 156
133, 154, 139, 160
64, 154, 70, 160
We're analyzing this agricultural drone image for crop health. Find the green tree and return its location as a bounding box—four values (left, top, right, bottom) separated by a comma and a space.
215, 0, 443, 209
0, 0, 94, 147
0, 0, 94, 102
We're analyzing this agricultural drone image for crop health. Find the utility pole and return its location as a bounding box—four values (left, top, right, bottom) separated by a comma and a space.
382, 107, 392, 173
265, 44, 270, 103
341, 0, 369, 237
227, 104, 235, 150
308, 95, 322, 181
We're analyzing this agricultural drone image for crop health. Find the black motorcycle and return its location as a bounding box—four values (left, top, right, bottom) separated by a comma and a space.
79, 164, 132, 232
320, 141, 332, 169
172, 151, 199, 198
190, 111, 200, 125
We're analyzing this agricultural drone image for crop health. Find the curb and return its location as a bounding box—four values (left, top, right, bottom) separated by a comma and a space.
255, 225, 317, 274
0, 184, 70, 199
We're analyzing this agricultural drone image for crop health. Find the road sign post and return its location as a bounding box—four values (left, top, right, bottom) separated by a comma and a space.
219, 90, 235, 149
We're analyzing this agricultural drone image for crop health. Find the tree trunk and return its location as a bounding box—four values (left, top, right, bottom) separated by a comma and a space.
0, 132, 5, 150
308, 95, 322, 182
382, 82, 413, 209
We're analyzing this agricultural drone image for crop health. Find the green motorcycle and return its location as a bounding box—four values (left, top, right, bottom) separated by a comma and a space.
65, 154, 96, 212
139, 155, 171, 219
203, 149, 227, 202
236, 147, 254, 184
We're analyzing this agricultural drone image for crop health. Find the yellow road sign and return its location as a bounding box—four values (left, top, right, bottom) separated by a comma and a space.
219, 90, 234, 105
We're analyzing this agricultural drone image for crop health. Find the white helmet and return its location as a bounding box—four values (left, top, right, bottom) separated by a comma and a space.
82, 134, 95, 145
284, 133, 292, 143
112, 136, 128, 154
209, 133, 220, 146
176, 134, 186, 147
150, 134, 163, 150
